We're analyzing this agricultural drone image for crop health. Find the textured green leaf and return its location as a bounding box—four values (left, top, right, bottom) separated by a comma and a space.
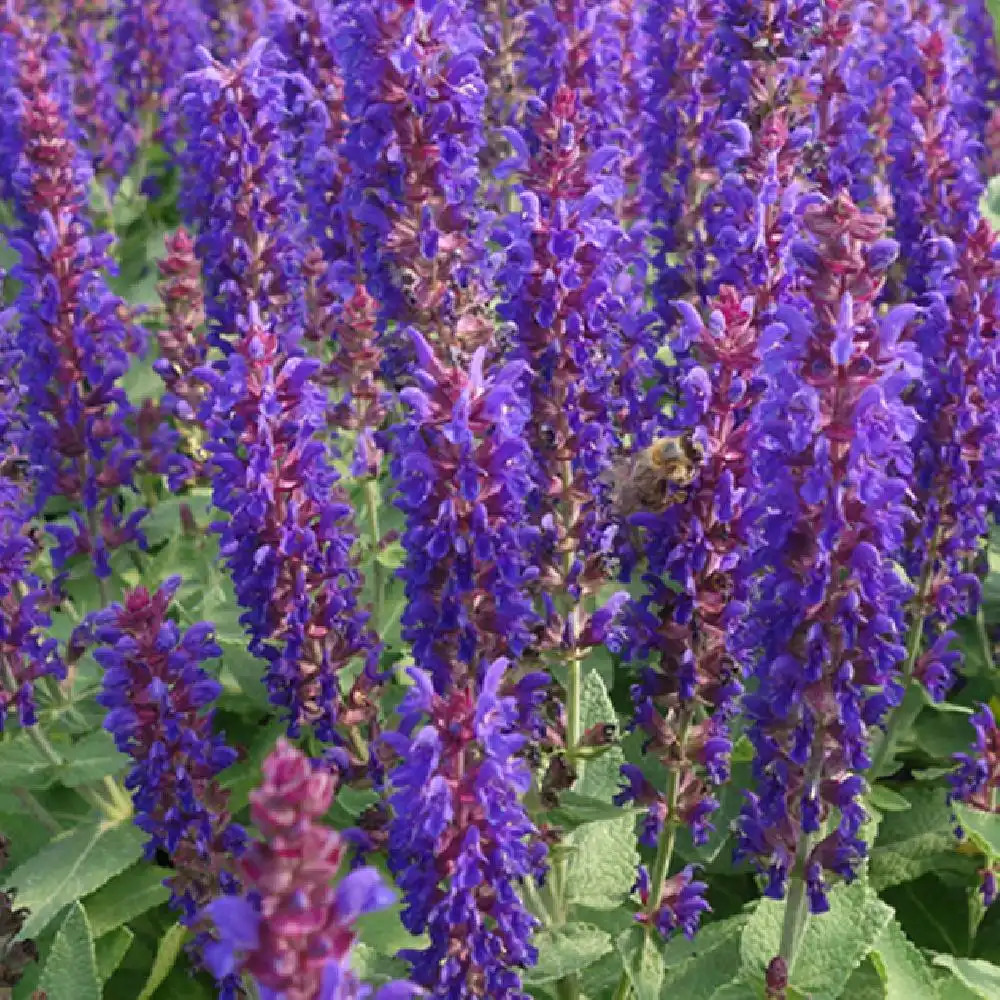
931, 955, 1000, 998
543, 791, 643, 829
659, 915, 745, 999
37, 902, 101, 1000
869, 785, 912, 813
84, 863, 171, 939
576, 669, 624, 802
954, 803, 1000, 860
524, 923, 613, 984
708, 984, 761, 1000
357, 903, 427, 957
14, 819, 145, 938
96, 925, 134, 983
869, 786, 964, 891
565, 815, 640, 910
882, 876, 973, 955
616, 927, 664, 1000
0, 732, 57, 789
351, 942, 410, 986
137, 922, 188, 1000
841, 958, 889, 1000
59, 730, 128, 786
741, 880, 892, 999
870, 919, 936, 999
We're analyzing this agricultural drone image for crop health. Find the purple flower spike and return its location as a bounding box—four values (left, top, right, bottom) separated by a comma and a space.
93, 582, 245, 923
0, 6, 149, 578
180, 42, 379, 750
737, 193, 920, 912
386, 659, 545, 998
951, 706, 1000, 911
203, 738, 416, 1000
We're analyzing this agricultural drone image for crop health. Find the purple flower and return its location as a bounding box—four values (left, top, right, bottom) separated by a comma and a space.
203, 738, 417, 1000
0, 7, 147, 578
391, 334, 538, 692
153, 227, 207, 481
632, 864, 711, 942
111, 0, 208, 160
736, 193, 919, 911
92, 581, 244, 948
180, 42, 378, 747
0, 474, 63, 731
179, 40, 305, 356
880, 2, 1000, 701
338, 0, 492, 369
386, 658, 545, 998
200, 0, 267, 61
951, 706, 1000, 910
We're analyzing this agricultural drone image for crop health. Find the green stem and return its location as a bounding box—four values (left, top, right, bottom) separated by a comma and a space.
976, 605, 995, 672
13, 787, 60, 835
868, 548, 936, 778
365, 477, 384, 633
25, 722, 127, 820
614, 716, 690, 1000
777, 747, 826, 974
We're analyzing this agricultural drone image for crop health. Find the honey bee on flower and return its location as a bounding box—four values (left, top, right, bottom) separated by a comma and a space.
606, 432, 706, 518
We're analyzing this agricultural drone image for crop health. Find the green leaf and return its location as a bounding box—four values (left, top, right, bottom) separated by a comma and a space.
740, 880, 892, 999
524, 923, 613, 984
564, 815, 640, 910
708, 984, 760, 1000
882, 875, 973, 955
841, 959, 889, 1000
136, 922, 187, 1000
59, 730, 128, 786
575, 670, 624, 802
869, 919, 937, 999
931, 955, 1000, 998
954, 803, 1000, 860
869, 786, 966, 891
543, 791, 643, 829
84, 863, 171, 939
37, 902, 101, 1000
357, 903, 426, 957
0, 732, 57, 789
659, 916, 746, 999
868, 785, 912, 813
96, 926, 134, 983
13, 819, 146, 938
351, 943, 411, 986
616, 927, 664, 1000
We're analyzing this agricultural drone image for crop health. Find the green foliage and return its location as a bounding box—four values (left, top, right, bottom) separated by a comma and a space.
525, 924, 614, 985
37, 903, 101, 1000
869, 919, 937, 999
739, 881, 893, 999
12, 821, 146, 939
932, 955, 1000, 998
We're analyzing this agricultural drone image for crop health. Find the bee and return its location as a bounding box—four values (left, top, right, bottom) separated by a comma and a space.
607, 433, 704, 517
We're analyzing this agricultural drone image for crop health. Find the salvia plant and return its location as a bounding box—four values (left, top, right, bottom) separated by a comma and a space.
4, 1, 1000, 999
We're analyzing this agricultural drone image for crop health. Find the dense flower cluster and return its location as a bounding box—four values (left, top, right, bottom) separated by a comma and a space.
738, 195, 919, 910
203, 738, 416, 1000
391, 334, 537, 691
0, 5, 146, 579
385, 659, 545, 998
882, 1, 1000, 701
3, 2, 1000, 998
0, 284, 63, 732
952, 704, 1000, 905
92, 579, 245, 921
339, 0, 493, 365
180, 42, 379, 748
